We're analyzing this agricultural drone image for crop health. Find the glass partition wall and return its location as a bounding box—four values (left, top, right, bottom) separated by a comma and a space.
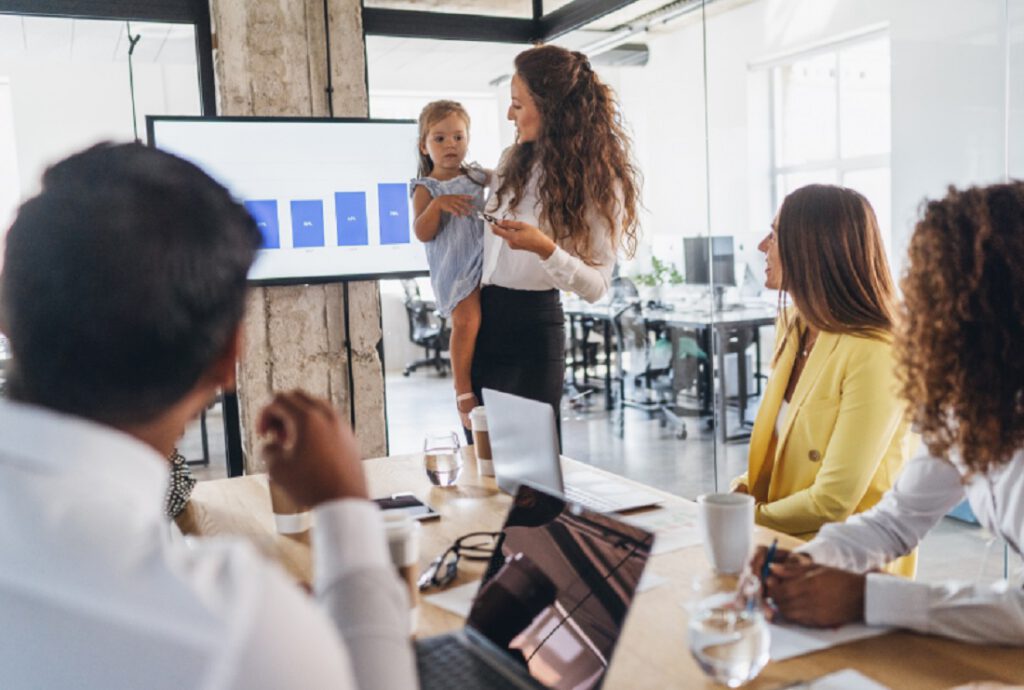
0, 0, 1017, 541
0, 9, 214, 471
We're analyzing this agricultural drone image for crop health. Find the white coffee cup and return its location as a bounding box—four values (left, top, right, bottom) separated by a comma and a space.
697, 492, 754, 575
383, 513, 421, 631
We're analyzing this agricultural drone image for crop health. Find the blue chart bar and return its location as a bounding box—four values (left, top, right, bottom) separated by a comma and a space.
244, 200, 280, 249
335, 192, 369, 247
291, 200, 325, 248
378, 183, 411, 245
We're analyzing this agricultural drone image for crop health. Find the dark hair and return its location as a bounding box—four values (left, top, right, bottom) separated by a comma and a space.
491, 45, 641, 264
0, 142, 261, 425
895, 181, 1024, 474
774, 184, 897, 359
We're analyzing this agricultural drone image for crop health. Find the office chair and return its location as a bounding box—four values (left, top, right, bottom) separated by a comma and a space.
610, 299, 688, 439
400, 279, 451, 377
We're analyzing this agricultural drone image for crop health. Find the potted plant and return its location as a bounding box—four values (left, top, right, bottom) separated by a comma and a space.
634, 256, 684, 304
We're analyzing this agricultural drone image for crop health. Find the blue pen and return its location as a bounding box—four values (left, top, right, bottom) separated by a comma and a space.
761, 538, 779, 587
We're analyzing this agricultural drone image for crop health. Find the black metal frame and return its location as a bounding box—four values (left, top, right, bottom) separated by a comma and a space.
362, 0, 642, 44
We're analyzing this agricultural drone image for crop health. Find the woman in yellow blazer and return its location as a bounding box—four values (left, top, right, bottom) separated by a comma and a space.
732, 184, 916, 577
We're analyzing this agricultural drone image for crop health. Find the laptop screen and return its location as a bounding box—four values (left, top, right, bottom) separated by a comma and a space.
466, 484, 654, 689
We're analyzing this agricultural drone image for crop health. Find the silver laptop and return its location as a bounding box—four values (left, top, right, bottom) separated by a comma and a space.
482, 388, 663, 513
415, 483, 655, 690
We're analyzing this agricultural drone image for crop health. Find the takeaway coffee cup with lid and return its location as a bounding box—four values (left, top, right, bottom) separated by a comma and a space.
470, 406, 493, 477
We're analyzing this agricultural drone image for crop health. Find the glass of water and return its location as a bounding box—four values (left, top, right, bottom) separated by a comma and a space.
687, 573, 770, 688
423, 431, 463, 487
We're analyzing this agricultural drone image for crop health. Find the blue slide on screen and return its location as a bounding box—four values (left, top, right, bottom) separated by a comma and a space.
291, 200, 325, 248
378, 183, 411, 245
335, 192, 369, 247
244, 200, 280, 249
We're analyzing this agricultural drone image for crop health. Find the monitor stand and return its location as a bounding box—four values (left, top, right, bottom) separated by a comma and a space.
714, 285, 726, 312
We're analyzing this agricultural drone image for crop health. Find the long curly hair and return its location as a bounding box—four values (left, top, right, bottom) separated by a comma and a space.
773, 184, 897, 361
491, 45, 641, 264
895, 181, 1024, 474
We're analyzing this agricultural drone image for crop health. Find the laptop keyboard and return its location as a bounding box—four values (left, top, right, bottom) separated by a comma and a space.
416, 634, 526, 690
563, 486, 618, 513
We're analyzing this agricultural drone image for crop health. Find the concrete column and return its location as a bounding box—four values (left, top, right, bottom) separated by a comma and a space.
210, 0, 387, 470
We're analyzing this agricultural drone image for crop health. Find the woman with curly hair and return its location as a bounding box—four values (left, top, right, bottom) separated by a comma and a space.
731, 184, 916, 577
470, 45, 640, 432
758, 181, 1024, 645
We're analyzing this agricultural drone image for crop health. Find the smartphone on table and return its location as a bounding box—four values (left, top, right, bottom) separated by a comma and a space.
373, 492, 440, 521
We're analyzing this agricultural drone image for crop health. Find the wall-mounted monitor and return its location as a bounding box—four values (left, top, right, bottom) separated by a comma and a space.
147, 116, 427, 285
683, 236, 736, 287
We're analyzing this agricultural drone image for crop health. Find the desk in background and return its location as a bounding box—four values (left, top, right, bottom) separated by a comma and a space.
564, 300, 775, 442
178, 452, 1024, 690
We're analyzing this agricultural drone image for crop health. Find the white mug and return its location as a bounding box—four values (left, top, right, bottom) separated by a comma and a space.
697, 492, 754, 575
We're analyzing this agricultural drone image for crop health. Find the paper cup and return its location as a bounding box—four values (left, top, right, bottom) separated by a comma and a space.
470, 406, 494, 477
268, 480, 311, 535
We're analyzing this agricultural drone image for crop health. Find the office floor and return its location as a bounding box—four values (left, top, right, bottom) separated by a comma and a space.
183, 372, 1020, 585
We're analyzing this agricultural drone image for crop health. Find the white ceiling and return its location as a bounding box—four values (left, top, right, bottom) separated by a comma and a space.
0, 15, 198, 65
365, 0, 692, 93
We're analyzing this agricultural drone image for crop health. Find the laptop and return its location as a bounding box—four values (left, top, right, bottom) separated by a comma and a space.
482, 388, 664, 513
415, 483, 655, 690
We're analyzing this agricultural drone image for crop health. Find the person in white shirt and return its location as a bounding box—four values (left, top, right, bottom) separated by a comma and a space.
470, 45, 641, 436
752, 180, 1024, 645
0, 143, 417, 689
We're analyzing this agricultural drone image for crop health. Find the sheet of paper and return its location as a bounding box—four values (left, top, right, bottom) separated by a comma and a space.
637, 570, 668, 593
621, 504, 702, 555
422, 581, 479, 619
769, 622, 891, 662
805, 669, 890, 690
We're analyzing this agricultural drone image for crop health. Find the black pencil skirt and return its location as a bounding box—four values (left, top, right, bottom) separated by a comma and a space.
471, 285, 565, 442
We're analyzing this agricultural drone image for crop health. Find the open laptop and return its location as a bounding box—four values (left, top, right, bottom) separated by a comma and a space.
415, 483, 655, 690
482, 388, 663, 513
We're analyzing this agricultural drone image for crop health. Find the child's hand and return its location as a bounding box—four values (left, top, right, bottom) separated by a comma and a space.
431, 194, 475, 217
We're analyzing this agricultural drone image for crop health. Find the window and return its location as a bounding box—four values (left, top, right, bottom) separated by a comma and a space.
770, 33, 891, 246
0, 15, 202, 231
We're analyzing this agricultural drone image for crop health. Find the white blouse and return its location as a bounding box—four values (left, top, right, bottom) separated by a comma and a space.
801, 448, 1024, 645
482, 155, 619, 303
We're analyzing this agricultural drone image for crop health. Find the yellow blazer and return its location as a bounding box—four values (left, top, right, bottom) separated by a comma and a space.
732, 322, 916, 577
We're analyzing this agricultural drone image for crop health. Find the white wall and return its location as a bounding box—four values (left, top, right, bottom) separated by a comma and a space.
2, 60, 200, 199
596, 0, 1015, 277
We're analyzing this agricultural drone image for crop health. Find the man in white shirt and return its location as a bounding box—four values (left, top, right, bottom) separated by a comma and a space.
0, 143, 417, 689
752, 180, 1024, 648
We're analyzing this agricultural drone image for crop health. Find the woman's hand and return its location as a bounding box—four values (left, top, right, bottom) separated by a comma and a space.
490, 219, 557, 259
431, 194, 475, 217
765, 561, 866, 627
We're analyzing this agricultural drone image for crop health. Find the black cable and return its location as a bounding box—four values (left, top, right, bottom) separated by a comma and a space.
126, 21, 142, 142
322, 0, 335, 117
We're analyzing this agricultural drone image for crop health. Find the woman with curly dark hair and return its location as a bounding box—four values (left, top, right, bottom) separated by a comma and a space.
470, 45, 640, 431
758, 181, 1024, 645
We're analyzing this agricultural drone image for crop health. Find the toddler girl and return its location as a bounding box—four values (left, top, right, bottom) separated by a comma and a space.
411, 100, 489, 428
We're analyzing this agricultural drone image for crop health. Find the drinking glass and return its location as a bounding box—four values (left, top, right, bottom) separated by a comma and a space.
687, 573, 770, 688
423, 431, 462, 487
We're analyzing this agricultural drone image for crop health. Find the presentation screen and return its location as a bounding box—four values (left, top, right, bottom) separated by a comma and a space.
147, 116, 427, 284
